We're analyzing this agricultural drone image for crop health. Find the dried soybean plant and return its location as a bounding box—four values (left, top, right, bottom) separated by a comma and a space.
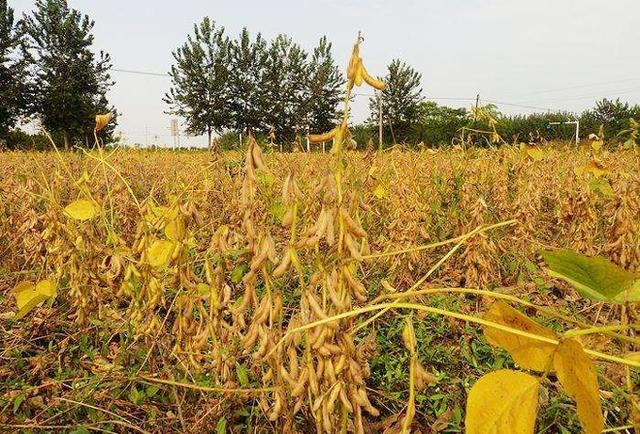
273, 32, 387, 433
5, 34, 640, 434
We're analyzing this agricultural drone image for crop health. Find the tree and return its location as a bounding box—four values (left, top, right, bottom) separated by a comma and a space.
580, 98, 640, 139
164, 17, 230, 149
262, 34, 308, 146
369, 59, 423, 144
412, 101, 469, 146
0, 0, 30, 145
228, 28, 268, 140
24, 0, 115, 148
306, 36, 343, 138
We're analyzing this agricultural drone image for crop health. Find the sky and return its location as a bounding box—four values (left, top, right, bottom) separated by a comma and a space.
11, 0, 640, 147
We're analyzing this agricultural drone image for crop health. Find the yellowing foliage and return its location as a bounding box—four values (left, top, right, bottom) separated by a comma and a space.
64, 199, 99, 221
466, 370, 539, 434
553, 338, 604, 434
147, 239, 176, 269
11, 280, 57, 319
483, 302, 557, 371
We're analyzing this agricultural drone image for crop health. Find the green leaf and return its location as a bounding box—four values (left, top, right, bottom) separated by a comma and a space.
541, 249, 638, 302
128, 386, 144, 405
268, 201, 286, 222
70, 428, 91, 434
587, 178, 614, 198
256, 169, 275, 186
230, 264, 248, 284
13, 393, 25, 413
216, 417, 227, 434
236, 363, 249, 386
145, 385, 160, 398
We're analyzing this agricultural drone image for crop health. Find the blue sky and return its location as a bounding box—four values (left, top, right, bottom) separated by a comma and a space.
11, 0, 640, 147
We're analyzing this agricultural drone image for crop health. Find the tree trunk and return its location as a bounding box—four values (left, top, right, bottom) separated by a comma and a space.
207, 127, 212, 151
63, 132, 70, 149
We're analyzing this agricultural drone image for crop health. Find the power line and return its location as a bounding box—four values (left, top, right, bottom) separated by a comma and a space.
109, 65, 638, 114
520, 86, 640, 105
482, 99, 559, 112
507, 77, 640, 99
111, 68, 169, 77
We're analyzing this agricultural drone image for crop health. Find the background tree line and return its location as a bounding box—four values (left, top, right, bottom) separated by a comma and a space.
1, 0, 114, 149
164, 18, 345, 150
3, 1, 638, 151
167, 20, 640, 151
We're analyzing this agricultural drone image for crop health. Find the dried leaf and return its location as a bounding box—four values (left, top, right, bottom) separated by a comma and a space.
95, 112, 113, 132
466, 369, 539, 434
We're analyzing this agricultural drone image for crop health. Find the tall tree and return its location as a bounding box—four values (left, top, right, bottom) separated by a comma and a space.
164, 17, 230, 148
24, 0, 115, 147
0, 0, 30, 145
369, 59, 423, 144
580, 98, 640, 138
228, 28, 268, 139
262, 34, 308, 146
306, 36, 343, 137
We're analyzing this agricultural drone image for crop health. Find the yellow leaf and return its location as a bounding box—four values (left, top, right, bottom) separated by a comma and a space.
373, 183, 386, 199
35, 279, 56, 298
10, 279, 57, 320
11, 281, 35, 309
591, 140, 603, 151
580, 159, 609, 178
64, 199, 98, 221
164, 219, 185, 240
147, 240, 176, 269
466, 369, 539, 434
520, 143, 544, 161
553, 338, 603, 434
483, 302, 557, 371
95, 112, 113, 132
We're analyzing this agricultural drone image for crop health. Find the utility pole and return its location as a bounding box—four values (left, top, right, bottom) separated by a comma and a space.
378, 90, 383, 150
474, 94, 480, 120
170, 119, 180, 150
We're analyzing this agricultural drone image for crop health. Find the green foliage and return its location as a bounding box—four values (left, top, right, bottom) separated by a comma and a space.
369, 59, 423, 144
164, 17, 231, 147
228, 28, 269, 135
541, 249, 639, 302
23, 0, 116, 148
411, 101, 469, 146
306, 36, 344, 137
580, 98, 640, 139
0, 0, 30, 145
263, 34, 309, 146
